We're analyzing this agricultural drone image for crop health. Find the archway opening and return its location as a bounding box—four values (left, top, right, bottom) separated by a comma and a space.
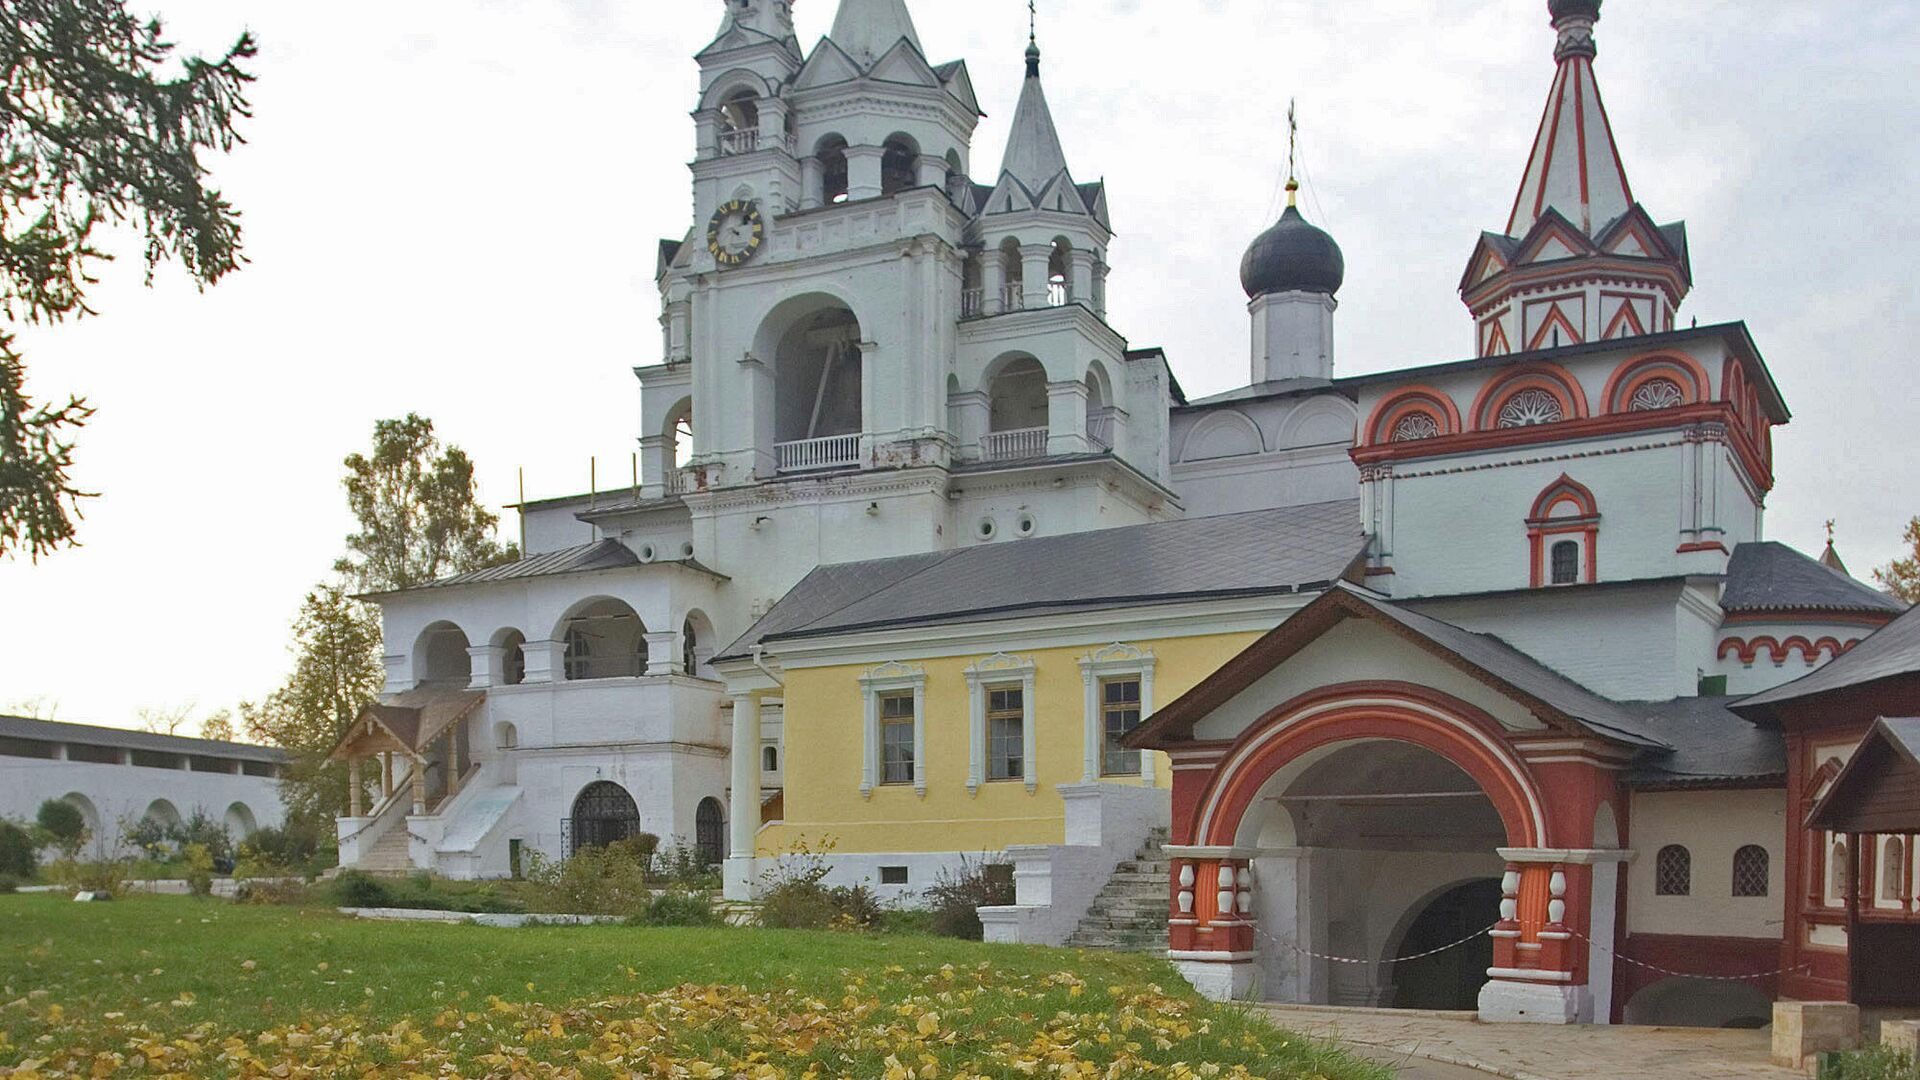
696, 797, 725, 866
557, 599, 647, 681
223, 802, 258, 841
717, 90, 760, 155
1239, 738, 1513, 1008
568, 781, 641, 856
414, 622, 472, 687
492, 628, 527, 687
984, 356, 1049, 460
1384, 879, 1502, 1010
773, 305, 863, 450
816, 135, 849, 204
881, 134, 918, 196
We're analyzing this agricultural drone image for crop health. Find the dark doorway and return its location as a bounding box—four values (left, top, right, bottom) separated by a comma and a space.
695, 797, 725, 866
1388, 879, 1502, 1011
567, 781, 641, 856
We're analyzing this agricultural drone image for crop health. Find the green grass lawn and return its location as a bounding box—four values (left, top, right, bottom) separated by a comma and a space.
0, 893, 1390, 1078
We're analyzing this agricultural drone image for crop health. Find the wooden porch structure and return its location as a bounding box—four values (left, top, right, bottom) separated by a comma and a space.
1807, 718, 1920, 1008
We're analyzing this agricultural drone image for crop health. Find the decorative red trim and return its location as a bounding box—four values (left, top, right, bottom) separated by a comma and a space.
1529, 64, 1571, 228
1508, 62, 1565, 236
1718, 636, 1862, 667
1676, 541, 1729, 555
1463, 258, 1690, 311
1362, 385, 1465, 447
1601, 297, 1646, 340
1572, 53, 1591, 228
1602, 351, 1711, 414
1350, 401, 1777, 494
1188, 681, 1550, 850
1471, 361, 1591, 431
1483, 318, 1512, 358
1525, 302, 1586, 351
1363, 566, 1396, 577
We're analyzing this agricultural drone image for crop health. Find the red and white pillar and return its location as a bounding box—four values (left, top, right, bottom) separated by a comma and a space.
1165, 846, 1259, 1001
1481, 848, 1621, 1023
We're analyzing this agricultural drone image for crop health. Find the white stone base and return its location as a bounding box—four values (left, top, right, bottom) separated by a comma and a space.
724, 855, 758, 902
978, 905, 1041, 944
1477, 978, 1589, 1024
1173, 960, 1257, 1002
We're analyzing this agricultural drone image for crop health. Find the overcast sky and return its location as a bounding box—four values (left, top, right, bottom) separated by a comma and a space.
4, 0, 1917, 731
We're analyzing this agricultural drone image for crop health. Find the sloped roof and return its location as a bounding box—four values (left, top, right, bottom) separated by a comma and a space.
1721, 541, 1905, 616
1507, 17, 1633, 237
722, 500, 1367, 658
1618, 696, 1786, 788
330, 687, 485, 761
1735, 603, 1920, 715
1000, 64, 1068, 190
0, 714, 290, 763
363, 540, 643, 598
827, 0, 920, 65
1130, 584, 1668, 751
1807, 717, 1920, 832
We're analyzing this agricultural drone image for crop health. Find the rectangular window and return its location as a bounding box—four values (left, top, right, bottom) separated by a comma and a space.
879, 865, 909, 886
1550, 540, 1580, 585
987, 685, 1024, 781
880, 693, 915, 785
1101, 677, 1143, 776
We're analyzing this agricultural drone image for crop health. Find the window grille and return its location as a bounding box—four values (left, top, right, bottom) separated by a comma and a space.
565, 781, 641, 858
1550, 540, 1580, 585
1629, 378, 1686, 412
1884, 839, 1907, 903
880, 694, 915, 785
987, 686, 1024, 781
694, 798, 724, 867
1390, 412, 1440, 442
1101, 677, 1144, 776
1732, 845, 1770, 898
1655, 844, 1692, 896
1497, 388, 1565, 428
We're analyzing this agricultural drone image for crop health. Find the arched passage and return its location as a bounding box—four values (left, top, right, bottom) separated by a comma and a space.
763, 299, 864, 459
555, 599, 647, 681
414, 621, 472, 687
1188, 686, 1552, 1010
61, 792, 101, 839
491, 628, 527, 687
142, 799, 183, 830
568, 781, 641, 856
223, 802, 258, 840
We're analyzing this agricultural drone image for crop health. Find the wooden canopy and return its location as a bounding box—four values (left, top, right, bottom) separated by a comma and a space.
327, 687, 485, 764
1807, 718, 1920, 835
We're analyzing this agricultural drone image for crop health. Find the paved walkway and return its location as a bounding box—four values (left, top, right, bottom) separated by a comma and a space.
1252, 1005, 1803, 1080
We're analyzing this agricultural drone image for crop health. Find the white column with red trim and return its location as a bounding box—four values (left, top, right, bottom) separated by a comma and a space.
1163, 844, 1260, 1001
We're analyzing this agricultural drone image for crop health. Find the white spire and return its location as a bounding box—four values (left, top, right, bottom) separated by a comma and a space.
1505, 2, 1633, 238
827, 0, 922, 64
999, 41, 1069, 189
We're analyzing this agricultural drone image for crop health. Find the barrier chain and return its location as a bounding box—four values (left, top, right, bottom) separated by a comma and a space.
1248, 924, 1811, 983
1254, 924, 1495, 966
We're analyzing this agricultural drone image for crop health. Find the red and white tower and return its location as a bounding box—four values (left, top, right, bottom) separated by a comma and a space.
1460, 0, 1691, 358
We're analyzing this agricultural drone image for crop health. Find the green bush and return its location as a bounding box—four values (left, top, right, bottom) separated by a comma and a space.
35, 800, 87, 857
234, 877, 308, 905
525, 845, 653, 916
1822, 1048, 1920, 1080
0, 821, 35, 880
756, 846, 882, 931
182, 844, 216, 897
651, 842, 723, 890
0, 874, 21, 894
641, 890, 721, 927
236, 820, 330, 879
923, 855, 1016, 941
47, 857, 127, 896
331, 870, 394, 909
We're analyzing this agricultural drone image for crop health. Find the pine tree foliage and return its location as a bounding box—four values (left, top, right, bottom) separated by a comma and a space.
1875, 517, 1920, 605
0, 1, 256, 559
335, 414, 518, 594
243, 584, 385, 823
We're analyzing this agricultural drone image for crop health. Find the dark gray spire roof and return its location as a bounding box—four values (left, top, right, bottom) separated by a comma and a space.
1240, 205, 1345, 298
1549, 0, 1601, 21
1720, 541, 1906, 616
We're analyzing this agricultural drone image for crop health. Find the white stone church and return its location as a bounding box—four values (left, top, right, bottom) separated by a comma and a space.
329, 0, 1915, 1026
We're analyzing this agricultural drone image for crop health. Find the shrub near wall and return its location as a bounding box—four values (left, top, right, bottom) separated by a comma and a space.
0, 821, 35, 882
1824, 1048, 1920, 1080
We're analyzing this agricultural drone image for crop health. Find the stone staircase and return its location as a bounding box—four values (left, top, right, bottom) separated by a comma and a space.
354, 827, 414, 874
1064, 827, 1171, 952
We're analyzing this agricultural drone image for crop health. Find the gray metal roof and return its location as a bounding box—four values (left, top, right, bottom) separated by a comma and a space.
1736, 602, 1920, 713
1619, 696, 1787, 788
723, 500, 1367, 658
0, 715, 290, 762
1884, 718, 1920, 766
363, 540, 727, 598
1331, 586, 1668, 749
1720, 541, 1905, 616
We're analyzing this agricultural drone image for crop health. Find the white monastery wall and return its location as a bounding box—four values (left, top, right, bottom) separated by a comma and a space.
0, 755, 284, 855
1625, 788, 1785, 939
1170, 394, 1360, 518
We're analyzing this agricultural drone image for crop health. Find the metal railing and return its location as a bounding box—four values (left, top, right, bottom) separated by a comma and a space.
981, 427, 1050, 462
776, 433, 862, 473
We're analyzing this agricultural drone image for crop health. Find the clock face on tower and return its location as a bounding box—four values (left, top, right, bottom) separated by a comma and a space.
706, 200, 765, 268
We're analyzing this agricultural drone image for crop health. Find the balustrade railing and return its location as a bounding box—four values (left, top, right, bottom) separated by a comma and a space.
1086, 415, 1115, 450
718, 128, 760, 155
776, 433, 862, 473
980, 427, 1050, 462
961, 288, 985, 318
1048, 281, 1070, 307
1000, 285, 1026, 312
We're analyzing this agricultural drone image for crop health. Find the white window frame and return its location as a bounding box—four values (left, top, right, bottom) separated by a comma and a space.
860, 661, 927, 799
964, 653, 1038, 794
1079, 643, 1157, 784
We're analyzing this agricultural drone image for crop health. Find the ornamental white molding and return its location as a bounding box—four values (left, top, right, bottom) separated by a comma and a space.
1079, 644, 1158, 785
859, 661, 928, 799
963, 653, 1039, 795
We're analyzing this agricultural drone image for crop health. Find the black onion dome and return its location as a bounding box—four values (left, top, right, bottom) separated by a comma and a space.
1239, 205, 1345, 298
1549, 0, 1601, 20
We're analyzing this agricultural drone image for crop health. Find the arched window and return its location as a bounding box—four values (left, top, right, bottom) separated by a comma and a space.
999, 237, 1025, 312
695, 797, 725, 866
682, 616, 702, 678
1884, 838, 1907, 903
717, 90, 760, 155
880, 135, 918, 196
568, 781, 640, 856
560, 599, 647, 680
1550, 541, 1581, 586
1048, 239, 1071, 306
1831, 838, 1850, 901
1655, 845, 1691, 896
762, 745, 779, 773
1497, 388, 1566, 428
1391, 412, 1441, 442
1733, 845, 1770, 898
494, 629, 527, 687
1629, 378, 1686, 412
817, 135, 849, 205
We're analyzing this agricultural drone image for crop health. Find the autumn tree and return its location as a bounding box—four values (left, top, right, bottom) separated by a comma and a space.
1875, 517, 1920, 605
1, 2, 256, 560
243, 584, 385, 823
335, 414, 517, 593
198, 710, 236, 742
